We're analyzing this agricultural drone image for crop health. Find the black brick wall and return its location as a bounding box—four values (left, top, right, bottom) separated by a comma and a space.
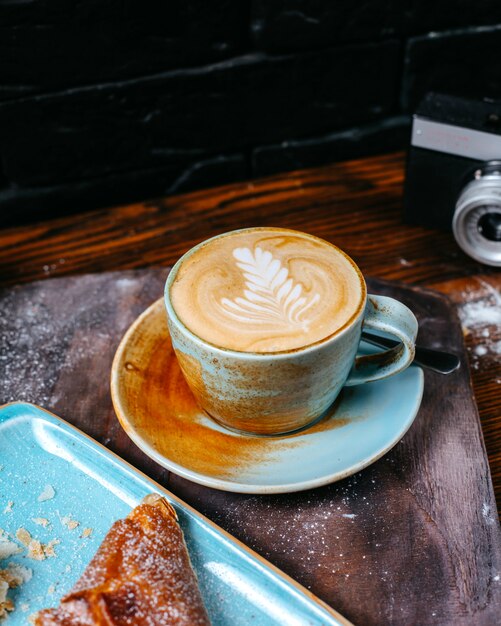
1, 1, 501, 223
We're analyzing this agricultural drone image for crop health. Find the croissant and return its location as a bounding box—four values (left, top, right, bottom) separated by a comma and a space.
34, 494, 211, 625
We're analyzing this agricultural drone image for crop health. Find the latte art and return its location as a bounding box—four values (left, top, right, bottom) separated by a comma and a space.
220, 247, 320, 331
169, 228, 365, 352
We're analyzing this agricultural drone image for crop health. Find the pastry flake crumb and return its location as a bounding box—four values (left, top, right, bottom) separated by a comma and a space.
81, 527, 92, 538
15, 528, 32, 547
0, 563, 32, 587
0, 563, 32, 620
3, 502, 13, 514
0, 539, 22, 560
0, 577, 14, 620
37, 485, 55, 502
47, 584, 56, 594
27, 539, 45, 561
0, 580, 9, 602
32, 518, 49, 528
43, 539, 60, 559
15, 529, 59, 560
20, 603, 30, 612
60, 515, 80, 531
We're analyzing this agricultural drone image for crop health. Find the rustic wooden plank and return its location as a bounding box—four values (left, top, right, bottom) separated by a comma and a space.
1, 268, 500, 625
0, 152, 499, 519
0, 270, 169, 483
0, 154, 487, 287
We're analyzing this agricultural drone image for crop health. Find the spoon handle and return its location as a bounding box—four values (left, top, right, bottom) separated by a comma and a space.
361, 331, 461, 375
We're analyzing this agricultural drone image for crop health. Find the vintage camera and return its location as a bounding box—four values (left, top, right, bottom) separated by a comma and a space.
405, 92, 501, 266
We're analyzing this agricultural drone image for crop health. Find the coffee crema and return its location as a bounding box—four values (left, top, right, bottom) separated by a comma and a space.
169, 228, 365, 352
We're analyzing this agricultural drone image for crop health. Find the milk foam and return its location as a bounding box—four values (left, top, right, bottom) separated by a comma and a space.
220, 246, 321, 331
170, 229, 365, 352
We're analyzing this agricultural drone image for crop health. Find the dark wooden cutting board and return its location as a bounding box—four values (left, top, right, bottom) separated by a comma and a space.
1, 268, 500, 625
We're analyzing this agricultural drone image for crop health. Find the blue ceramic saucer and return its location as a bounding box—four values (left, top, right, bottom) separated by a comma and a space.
111, 299, 424, 495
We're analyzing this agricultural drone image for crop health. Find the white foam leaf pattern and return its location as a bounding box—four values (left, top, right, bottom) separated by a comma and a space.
220, 246, 320, 329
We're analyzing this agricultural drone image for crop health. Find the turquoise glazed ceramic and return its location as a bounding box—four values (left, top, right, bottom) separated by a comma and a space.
164, 228, 418, 435
111, 298, 424, 494
0, 403, 350, 626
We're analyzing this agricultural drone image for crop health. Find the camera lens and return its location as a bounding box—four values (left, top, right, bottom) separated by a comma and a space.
453, 162, 501, 266
478, 211, 501, 241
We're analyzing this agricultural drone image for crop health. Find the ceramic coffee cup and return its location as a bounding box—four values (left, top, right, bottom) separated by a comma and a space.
164, 228, 418, 436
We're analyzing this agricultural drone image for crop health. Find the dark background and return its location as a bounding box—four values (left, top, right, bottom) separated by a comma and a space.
2, 0, 501, 225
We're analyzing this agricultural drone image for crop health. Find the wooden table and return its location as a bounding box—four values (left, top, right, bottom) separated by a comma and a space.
1, 150, 500, 517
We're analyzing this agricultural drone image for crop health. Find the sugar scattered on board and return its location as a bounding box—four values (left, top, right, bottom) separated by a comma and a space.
457, 279, 501, 367
459, 295, 501, 329
482, 503, 496, 526
0, 282, 116, 406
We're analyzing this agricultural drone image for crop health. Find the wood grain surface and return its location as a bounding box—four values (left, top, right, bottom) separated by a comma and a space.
1, 153, 499, 505
1, 150, 500, 623
1, 268, 500, 625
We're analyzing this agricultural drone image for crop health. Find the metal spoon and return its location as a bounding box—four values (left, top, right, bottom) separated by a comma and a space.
361, 331, 461, 375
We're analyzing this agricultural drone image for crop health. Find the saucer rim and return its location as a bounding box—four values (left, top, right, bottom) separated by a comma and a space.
111, 299, 424, 494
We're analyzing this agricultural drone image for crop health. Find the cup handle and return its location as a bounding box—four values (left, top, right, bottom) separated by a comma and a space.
345, 295, 418, 386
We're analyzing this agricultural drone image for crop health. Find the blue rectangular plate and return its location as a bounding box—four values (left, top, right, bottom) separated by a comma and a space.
0, 403, 350, 626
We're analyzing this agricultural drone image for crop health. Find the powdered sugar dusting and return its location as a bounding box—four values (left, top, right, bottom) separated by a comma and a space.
0, 272, 162, 407
460, 299, 501, 329
482, 502, 496, 526
0, 291, 61, 406
204, 472, 388, 590
205, 561, 307, 626
457, 278, 501, 368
